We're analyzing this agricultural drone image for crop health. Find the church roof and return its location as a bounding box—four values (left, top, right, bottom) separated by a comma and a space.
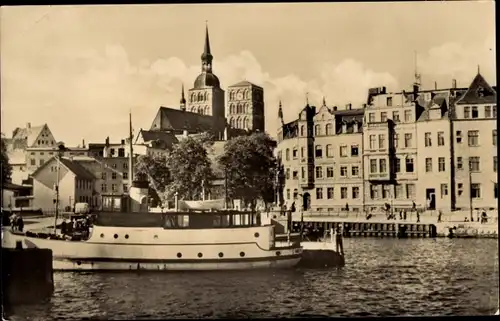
137, 129, 179, 148
455, 72, 496, 105
193, 72, 220, 89
150, 107, 217, 132
229, 80, 263, 89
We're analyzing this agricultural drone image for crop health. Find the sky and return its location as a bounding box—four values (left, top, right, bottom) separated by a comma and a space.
1, 2, 496, 146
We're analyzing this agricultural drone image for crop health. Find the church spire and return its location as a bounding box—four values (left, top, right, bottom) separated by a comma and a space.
278, 100, 284, 123
180, 83, 186, 111
322, 96, 326, 107
201, 21, 213, 73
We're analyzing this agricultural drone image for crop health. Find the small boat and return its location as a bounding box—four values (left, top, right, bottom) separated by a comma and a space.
3, 209, 302, 271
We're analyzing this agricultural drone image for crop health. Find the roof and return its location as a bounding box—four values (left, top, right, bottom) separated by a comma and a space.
137, 129, 179, 148
2, 182, 30, 191
11, 124, 46, 147
193, 72, 220, 89
416, 92, 450, 122
455, 73, 497, 105
229, 80, 263, 89
31, 156, 95, 180
7, 149, 26, 165
150, 107, 219, 132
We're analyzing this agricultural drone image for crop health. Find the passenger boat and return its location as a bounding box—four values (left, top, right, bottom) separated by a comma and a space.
3, 208, 302, 271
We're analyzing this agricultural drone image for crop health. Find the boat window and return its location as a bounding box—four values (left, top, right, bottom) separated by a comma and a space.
218, 252, 224, 258
100, 233, 104, 238
177, 253, 182, 258
197, 253, 203, 258
240, 252, 245, 257
254, 232, 260, 238
114, 234, 118, 239
125, 234, 129, 239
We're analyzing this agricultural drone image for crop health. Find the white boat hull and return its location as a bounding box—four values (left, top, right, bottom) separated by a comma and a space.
2, 228, 302, 271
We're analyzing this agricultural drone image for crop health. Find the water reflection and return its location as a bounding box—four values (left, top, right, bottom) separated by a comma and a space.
6, 238, 498, 319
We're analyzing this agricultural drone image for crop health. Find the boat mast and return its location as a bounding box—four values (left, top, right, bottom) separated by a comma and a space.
128, 112, 134, 212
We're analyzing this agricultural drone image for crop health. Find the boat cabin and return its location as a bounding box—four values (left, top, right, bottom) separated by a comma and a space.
95, 210, 262, 229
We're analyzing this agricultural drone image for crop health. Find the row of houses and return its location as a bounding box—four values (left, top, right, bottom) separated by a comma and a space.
276, 71, 497, 213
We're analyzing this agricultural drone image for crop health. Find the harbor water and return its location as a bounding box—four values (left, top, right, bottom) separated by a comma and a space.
5, 238, 498, 319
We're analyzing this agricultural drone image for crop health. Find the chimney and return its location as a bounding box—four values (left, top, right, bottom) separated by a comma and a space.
452, 79, 457, 89
434, 81, 437, 90
346, 103, 352, 110
333, 106, 338, 111
82, 139, 85, 148
26, 122, 31, 129
105, 137, 110, 146
121, 139, 125, 145
362, 103, 367, 109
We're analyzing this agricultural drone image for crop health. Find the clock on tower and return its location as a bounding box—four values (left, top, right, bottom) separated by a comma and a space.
237, 92, 243, 100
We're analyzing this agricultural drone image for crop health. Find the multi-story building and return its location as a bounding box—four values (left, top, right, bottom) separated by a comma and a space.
451, 71, 497, 210
227, 81, 265, 132
277, 99, 364, 213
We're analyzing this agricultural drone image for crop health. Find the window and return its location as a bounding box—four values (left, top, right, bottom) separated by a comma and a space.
440, 184, 448, 198
326, 124, 333, 136
301, 167, 306, 179
457, 157, 463, 170
301, 147, 305, 158
286, 189, 290, 200
494, 156, 497, 172
370, 159, 377, 173
314, 125, 321, 136
286, 149, 290, 161
457, 183, 463, 196
101, 184, 107, 192
112, 172, 117, 180
39, 159, 44, 165
406, 157, 414, 172
381, 112, 387, 122
315, 166, 323, 179
326, 167, 334, 178
300, 125, 305, 136
123, 172, 128, 180
424, 132, 432, 147
112, 184, 117, 192
370, 185, 378, 199
395, 184, 403, 199
378, 134, 385, 149
340, 166, 348, 177
30, 159, 35, 165
425, 158, 432, 172
102, 172, 107, 180
485, 106, 491, 118
316, 188, 323, 199
292, 170, 298, 179
493, 130, 497, 146
285, 168, 290, 179
438, 157, 445, 172
123, 162, 128, 170
393, 133, 399, 148
325, 145, 333, 158
406, 183, 415, 199
118, 148, 125, 157
369, 135, 376, 149
382, 185, 391, 199
464, 106, 470, 119
404, 133, 412, 148
351, 166, 359, 176
327, 187, 334, 199
368, 113, 375, 123
395, 158, 401, 173
392, 111, 400, 122
469, 157, 480, 172
437, 132, 445, 146
123, 184, 128, 193
315, 145, 323, 158
471, 106, 479, 119
341, 187, 348, 199
340, 146, 348, 157
493, 105, 497, 118
292, 148, 298, 159
471, 184, 481, 198
379, 159, 387, 173
293, 189, 298, 199
404, 110, 412, 122
387, 97, 393, 106
351, 145, 359, 156
468, 130, 479, 146
495, 183, 498, 199
456, 131, 462, 143
352, 187, 360, 199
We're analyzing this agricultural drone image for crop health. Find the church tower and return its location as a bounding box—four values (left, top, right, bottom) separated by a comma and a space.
187, 24, 225, 119
227, 81, 265, 132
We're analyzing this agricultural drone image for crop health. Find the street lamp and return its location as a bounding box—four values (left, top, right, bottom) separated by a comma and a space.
53, 144, 66, 235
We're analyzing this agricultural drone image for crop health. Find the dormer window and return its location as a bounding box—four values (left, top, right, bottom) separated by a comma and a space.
477, 86, 485, 97
341, 121, 347, 133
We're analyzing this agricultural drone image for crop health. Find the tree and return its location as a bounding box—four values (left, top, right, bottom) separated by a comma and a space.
1, 134, 12, 186
218, 132, 277, 210
166, 135, 214, 200
134, 153, 171, 205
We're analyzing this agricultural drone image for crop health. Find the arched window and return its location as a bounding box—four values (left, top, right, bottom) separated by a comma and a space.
244, 118, 250, 129
326, 144, 333, 157
191, 93, 196, 102
197, 92, 203, 101
300, 125, 305, 137
205, 106, 209, 115
315, 145, 323, 158
199, 108, 204, 115
238, 104, 243, 114
236, 117, 241, 128
230, 91, 234, 100
192, 106, 197, 114
244, 103, 249, 113
204, 92, 209, 101
230, 118, 235, 128
314, 124, 321, 136
326, 123, 333, 136
286, 148, 290, 161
